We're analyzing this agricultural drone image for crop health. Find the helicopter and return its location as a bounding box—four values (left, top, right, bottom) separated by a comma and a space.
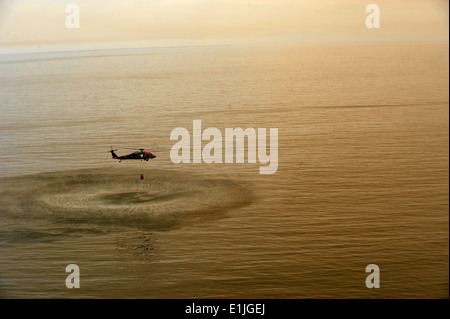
109, 147, 156, 163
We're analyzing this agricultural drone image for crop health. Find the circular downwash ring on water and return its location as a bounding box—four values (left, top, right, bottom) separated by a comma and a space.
0, 168, 253, 230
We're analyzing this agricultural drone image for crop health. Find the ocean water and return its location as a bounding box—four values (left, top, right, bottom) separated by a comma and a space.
0, 43, 448, 298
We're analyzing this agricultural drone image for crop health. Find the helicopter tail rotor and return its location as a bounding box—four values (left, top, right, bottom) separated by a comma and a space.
109, 146, 118, 153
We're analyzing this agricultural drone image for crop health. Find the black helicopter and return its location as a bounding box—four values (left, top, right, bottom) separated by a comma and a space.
109, 147, 156, 163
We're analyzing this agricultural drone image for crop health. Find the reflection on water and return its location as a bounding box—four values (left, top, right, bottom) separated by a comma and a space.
116, 232, 156, 264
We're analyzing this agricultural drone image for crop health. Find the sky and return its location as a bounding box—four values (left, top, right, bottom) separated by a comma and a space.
0, 0, 448, 53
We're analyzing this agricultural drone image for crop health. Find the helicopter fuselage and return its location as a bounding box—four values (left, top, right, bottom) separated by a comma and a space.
110, 150, 156, 162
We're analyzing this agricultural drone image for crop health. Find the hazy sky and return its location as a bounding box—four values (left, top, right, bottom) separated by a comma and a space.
0, 0, 448, 52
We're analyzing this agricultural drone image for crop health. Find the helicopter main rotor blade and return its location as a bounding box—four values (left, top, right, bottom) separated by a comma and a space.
120, 147, 169, 152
